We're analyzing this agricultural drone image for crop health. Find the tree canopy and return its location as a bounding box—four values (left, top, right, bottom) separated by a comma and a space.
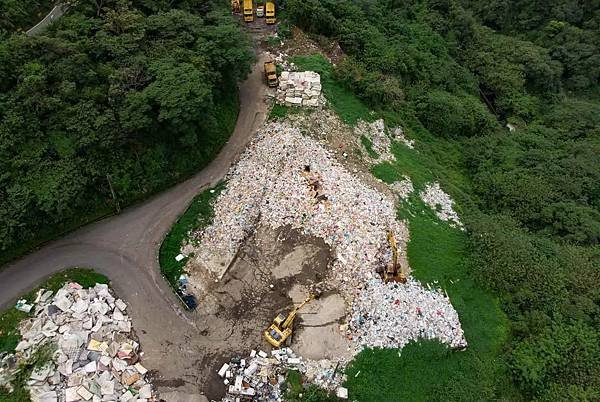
0, 0, 254, 260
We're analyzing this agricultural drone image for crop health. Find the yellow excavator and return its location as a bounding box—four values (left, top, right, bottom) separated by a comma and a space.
264, 295, 314, 348
378, 230, 407, 283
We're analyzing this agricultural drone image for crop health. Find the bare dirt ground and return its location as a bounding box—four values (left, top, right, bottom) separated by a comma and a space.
186, 224, 342, 400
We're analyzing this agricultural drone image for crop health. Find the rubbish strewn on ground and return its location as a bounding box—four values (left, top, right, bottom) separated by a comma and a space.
0, 283, 157, 401
420, 182, 463, 228
276, 71, 324, 107
355, 119, 394, 162
390, 177, 414, 200
187, 120, 467, 357
218, 349, 346, 402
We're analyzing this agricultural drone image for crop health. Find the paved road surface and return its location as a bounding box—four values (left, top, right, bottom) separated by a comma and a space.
26, 4, 67, 36
0, 54, 269, 396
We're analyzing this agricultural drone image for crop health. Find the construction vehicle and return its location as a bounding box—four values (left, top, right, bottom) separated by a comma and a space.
243, 0, 253, 22
265, 1, 276, 24
231, 0, 240, 13
264, 295, 314, 348
264, 60, 278, 87
256, 4, 265, 17
377, 231, 407, 283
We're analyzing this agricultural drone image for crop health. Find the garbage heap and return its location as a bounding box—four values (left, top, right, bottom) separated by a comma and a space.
1, 283, 156, 402
420, 182, 463, 228
218, 348, 347, 402
189, 122, 467, 353
276, 71, 323, 107
350, 279, 467, 350
355, 119, 393, 161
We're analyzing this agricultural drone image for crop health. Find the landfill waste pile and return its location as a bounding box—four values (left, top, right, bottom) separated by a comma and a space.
188, 121, 467, 353
389, 177, 414, 201
276, 71, 324, 107
392, 126, 415, 149
350, 279, 467, 350
217, 348, 347, 402
0, 283, 157, 402
355, 119, 394, 162
420, 182, 463, 228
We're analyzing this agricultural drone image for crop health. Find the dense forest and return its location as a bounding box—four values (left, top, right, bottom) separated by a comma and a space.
283, 0, 600, 399
0, 0, 254, 260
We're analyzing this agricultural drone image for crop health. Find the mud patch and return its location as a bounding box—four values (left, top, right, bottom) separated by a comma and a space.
191, 224, 334, 401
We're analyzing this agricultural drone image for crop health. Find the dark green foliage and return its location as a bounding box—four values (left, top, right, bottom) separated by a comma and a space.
285, 0, 600, 399
159, 183, 224, 288
413, 90, 497, 137
0, 0, 54, 37
0, 1, 253, 262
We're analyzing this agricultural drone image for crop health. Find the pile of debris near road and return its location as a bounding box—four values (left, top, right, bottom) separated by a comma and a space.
276, 71, 324, 107
188, 120, 467, 355
218, 348, 347, 402
0, 283, 156, 402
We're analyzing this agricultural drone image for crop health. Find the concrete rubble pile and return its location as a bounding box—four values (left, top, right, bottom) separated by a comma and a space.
276, 71, 324, 107
189, 121, 467, 353
218, 349, 347, 402
1, 283, 156, 402
420, 182, 463, 228
350, 279, 467, 350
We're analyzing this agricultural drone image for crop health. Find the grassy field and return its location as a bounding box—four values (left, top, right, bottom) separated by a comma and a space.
159, 183, 225, 289
0, 268, 109, 402
286, 54, 514, 400
290, 55, 373, 126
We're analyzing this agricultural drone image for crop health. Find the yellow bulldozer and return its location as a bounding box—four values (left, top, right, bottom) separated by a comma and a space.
377, 230, 407, 283
264, 60, 278, 87
264, 295, 314, 348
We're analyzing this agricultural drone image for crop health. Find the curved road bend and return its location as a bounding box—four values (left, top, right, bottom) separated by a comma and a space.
26, 4, 68, 36
0, 54, 269, 391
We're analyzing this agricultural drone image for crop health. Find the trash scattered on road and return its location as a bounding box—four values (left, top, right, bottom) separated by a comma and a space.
277, 71, 324, 107
0, 283, 158, 401
420, 182, 463, 228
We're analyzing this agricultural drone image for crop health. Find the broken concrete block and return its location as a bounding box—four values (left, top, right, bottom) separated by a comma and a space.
77, 386, 94, 401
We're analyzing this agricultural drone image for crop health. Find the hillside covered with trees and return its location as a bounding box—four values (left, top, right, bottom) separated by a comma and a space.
0, 0, 254, 261
283, 0, 599, 399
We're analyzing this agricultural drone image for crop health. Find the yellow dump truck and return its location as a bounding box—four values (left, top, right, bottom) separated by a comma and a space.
266, 1, 276, 24
264, 61, 278, 87
243, 0, 253, 22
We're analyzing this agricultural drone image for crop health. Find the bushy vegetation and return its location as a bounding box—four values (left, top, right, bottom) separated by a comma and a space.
282, 0, 600, 399
159, 183, 224, 288
0, 0, 54, 36
0, 0, 253, 264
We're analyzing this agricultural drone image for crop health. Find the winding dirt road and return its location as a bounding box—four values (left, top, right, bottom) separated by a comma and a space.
0, 54, 269, 398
